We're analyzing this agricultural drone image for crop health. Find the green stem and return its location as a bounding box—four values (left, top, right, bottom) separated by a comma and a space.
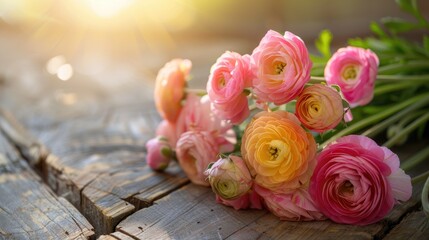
373, 82, 415, 96
401, 147, 429, 172
423, 175, 429, 217
377, 74, 429, 82
383, 112, 429, 148
185, 88, 207, 95
320, 93, 429, 149
412, 170, 429, 185
361, 99, 429, 138
378, 60, 429, 75
397, 110, 427, 128
309, 76, 326, 84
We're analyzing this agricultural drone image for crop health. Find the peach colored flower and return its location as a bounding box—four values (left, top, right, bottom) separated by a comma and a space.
251, 30, 312, 105
207, 52, 253, 124
176, 131, 221, 186
145, 136, 173, 171
295, 84, 344, 132
241, 111, 317, 193
325, 47, 379, 107
154, 59, 192, 123
255, 185, 325, 221
205, 155, 252, 200
309, 135, 412, 225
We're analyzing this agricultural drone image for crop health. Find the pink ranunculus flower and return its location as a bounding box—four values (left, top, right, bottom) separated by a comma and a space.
175, 93, 236, 153
205, 155, 253, 200
176, 131, 221, 186
251, 30, 312, 105
156, 120, 178, 147
255, 185, 325, 221
154, 59, 192, 123
207, 52, 253, 124
325, 47, 379, 107
295, 84, 344, 133
309, 135, 412, 225
215, 190, 264, 210
145, 136, 174, 171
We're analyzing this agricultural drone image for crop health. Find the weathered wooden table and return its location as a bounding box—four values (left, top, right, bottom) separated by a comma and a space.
0, 30, 428, 240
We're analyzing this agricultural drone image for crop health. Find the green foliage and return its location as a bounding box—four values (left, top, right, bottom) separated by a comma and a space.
311, 30, 333, 76
316, 0, 429, 148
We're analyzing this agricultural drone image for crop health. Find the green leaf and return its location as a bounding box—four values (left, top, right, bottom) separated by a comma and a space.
207, 162, 215, 170
424, 36, 429, 52
395, 0, 417, 16
382, 17, 420, 33
315, 30, 333, 59
161, 147, 172, 158
370, 22, 387, 38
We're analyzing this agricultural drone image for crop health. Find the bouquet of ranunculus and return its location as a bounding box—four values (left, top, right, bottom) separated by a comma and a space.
145, 0, 429, 225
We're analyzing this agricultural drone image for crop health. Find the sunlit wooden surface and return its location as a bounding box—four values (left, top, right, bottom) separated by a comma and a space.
1, 1, 429, 238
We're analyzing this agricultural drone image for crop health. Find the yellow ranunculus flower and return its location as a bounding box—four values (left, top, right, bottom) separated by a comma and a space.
241, 111, 316, 193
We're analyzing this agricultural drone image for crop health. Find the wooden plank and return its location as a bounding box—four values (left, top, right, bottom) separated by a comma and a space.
384, 211, 429, 240
0, 132, 94, 239
115, 184, 267, 239
0, 106, 189, 237
114, 180, 426, 240
0, 107, 48, 168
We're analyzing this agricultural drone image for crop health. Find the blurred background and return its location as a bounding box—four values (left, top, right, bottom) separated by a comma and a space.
0, 0, 428, 111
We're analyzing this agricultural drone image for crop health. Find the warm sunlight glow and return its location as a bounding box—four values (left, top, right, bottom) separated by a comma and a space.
46, 55, 66, 75
86, 0, 135, 18
57, 64, 73, 81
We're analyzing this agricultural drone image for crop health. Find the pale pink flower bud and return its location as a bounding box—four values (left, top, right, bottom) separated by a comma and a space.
145, 136, 173, 171
325, 47, 379, 107
156, 120, 178, 147
205, 156, 252, 200
251, 30, 312, 105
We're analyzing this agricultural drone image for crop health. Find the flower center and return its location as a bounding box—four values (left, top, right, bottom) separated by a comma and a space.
219, 77, 226, 88
274, 62, 287, 75
268, 140, 287, 161
341, 65, 358, 81
217, 180, 238, 199
310, 103, 321, 115
339, 180, 354, 197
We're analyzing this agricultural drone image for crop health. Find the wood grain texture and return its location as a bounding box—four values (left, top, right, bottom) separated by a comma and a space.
384, 211, 429, 240
0, 105, 189, 237
0, 133, 94, 240
113, 182, 427, 240
115, 184, 267, 239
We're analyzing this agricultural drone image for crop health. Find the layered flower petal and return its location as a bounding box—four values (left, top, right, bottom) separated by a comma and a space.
309, 135, 412, 225
325, 47, 379, 107
207, 52, 253, 124
255, 185, 325, 221
241, 111, 317, 193
176, 131, 221, 186
154, 59, 192, 123
295, 84, 344, 132
251, 30, 312, 105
